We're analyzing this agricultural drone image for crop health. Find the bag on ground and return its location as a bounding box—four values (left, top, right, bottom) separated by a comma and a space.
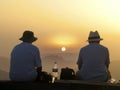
60, 67, 75, 80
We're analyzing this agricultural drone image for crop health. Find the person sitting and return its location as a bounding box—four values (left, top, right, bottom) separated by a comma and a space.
9, 30, 42, 82
77, 31, 111, 82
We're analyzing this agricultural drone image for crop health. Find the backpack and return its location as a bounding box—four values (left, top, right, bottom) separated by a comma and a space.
60, 67, 75, 80
36, 71, 52, 83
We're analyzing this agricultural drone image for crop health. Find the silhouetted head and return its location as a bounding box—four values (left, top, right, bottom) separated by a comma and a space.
19, 30, 37, 43
87, 31, 103, 43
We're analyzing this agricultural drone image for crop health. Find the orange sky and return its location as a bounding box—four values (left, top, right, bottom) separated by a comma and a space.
0, 0, 120, 61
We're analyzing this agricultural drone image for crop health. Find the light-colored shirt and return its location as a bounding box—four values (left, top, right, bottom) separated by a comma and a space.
10, 42, 42, 81
77, 43, 110, 81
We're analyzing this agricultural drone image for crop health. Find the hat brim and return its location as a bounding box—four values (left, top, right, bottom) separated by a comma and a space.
19, 37, 37, 42
87, 38, 103, 42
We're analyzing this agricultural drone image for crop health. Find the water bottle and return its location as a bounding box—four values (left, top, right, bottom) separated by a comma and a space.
52, 62, 58, 83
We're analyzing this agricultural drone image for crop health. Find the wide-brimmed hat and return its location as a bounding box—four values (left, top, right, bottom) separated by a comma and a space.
19, 30, 37, 42
87, 31, 103, 41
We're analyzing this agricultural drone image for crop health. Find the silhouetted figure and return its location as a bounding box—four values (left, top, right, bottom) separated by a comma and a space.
77, 31, 111, 82
9, 30, 42, 82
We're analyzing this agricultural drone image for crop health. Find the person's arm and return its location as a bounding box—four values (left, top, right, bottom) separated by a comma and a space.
105, 49, 111, 80
78, 59, 82, 70
37, 67, 42, 75
34, 47, 42, 71
78, 64, 82, 70
106, 63, 109, 69
77, 50, 83, 70
105, 49, 110, 69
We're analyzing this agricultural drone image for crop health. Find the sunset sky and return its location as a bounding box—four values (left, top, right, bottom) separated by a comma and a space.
0, 0, 120, 62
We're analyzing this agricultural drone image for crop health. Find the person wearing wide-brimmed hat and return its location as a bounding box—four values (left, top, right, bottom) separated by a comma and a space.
9, 30, 42, 82
76, 31, 111, 82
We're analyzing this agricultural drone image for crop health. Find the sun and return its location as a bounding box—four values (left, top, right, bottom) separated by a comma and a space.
61, 47, 66, 52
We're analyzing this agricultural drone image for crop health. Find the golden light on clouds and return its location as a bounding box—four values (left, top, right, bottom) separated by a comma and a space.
52, 36, 77, 46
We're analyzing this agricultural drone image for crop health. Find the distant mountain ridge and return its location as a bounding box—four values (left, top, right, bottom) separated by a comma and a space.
41, 52, 78, 73
0, 56, 10, 71
109, 60, 120, 80
42, 52, 78, 61
0, 56, 10, 80
0, 69, 9, 80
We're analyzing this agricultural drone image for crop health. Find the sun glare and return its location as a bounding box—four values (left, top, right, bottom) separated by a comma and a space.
61, 47, 66, 52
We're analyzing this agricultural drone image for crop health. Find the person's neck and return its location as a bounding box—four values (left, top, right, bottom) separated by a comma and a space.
89, 42, 100, 44
23, 42, 32, 44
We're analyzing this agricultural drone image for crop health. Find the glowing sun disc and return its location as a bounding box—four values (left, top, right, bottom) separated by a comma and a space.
61, 47, 66, 52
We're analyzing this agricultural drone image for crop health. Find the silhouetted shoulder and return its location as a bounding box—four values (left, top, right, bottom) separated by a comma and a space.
99, 44, 109, 50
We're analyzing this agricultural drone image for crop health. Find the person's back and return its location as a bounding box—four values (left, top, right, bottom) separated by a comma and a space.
77, 31, 110, 82
78, 43, 109, 81
9, 30, 42, 82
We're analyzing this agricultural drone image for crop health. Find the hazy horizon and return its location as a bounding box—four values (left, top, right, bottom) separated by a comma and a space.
0, 55, 120, 80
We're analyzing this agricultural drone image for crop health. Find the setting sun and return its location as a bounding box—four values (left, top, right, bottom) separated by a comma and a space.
61, 47, 66, 52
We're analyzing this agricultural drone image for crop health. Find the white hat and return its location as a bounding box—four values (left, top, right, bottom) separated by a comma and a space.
87, 31, 103, 41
